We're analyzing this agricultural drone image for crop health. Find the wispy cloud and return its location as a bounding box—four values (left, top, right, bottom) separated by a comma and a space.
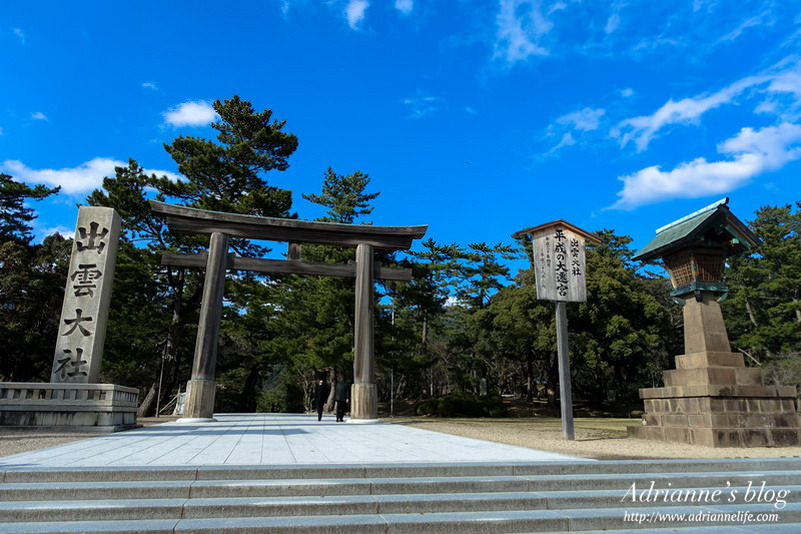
345, 0, 369, 29
13, 28, 25, 44
545, 132, 576, 155
1, 158, 182, 196
395, 0, 413, 15
31, 112, 48, 121
609, 122, 801, 210
402, 95, 445, 119
717, 10, 773, 43
36, 225, 75, 240
545, 107, 605, 154
556, 107, 605, 132
486, 2, 795, 70
142, 82, 158, 90
162, 100, 218, 128
614, 75, 768, 151
493, 0, 552, 65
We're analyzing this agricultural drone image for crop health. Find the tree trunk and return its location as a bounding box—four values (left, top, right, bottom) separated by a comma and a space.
525, 349, 534, 402
546, 351, 559, 408
745, 295, 759, 327
241, 366, 261, 412
137, 383, 157, 417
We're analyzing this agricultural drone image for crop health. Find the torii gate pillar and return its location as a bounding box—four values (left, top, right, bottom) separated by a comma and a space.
181, 232, 229, 421
351, 243, 377, 421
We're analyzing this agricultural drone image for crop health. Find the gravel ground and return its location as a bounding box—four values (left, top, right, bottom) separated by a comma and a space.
393, 418, 801, 460
1, 416, 799, 460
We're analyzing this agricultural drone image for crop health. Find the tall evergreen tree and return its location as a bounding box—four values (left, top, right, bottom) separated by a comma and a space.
270, 168, 381, 409
0, 175, 67, 381
0, 174, 59, 242
88, 96, 299, 413
725, 202, 801, 390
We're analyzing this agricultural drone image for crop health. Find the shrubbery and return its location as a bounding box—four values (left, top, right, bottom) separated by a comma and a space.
414, 394, 506, 418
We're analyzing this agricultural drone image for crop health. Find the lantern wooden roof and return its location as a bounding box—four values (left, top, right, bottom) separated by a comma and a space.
632, 198, 760, 263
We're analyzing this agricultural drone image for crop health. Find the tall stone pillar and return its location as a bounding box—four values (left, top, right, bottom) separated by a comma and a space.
351, 243, 377, 421
181, 232, 229, 422
52, 207, 121, 383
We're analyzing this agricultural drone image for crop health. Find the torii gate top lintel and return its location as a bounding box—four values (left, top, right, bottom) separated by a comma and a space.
150, 200, 427, 250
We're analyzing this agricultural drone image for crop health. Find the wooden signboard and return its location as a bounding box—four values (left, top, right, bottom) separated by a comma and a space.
531, 225, 589, 302
513, 220, 600, 441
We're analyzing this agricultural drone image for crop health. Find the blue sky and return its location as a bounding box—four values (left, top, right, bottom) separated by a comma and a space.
2, 1, 800, 271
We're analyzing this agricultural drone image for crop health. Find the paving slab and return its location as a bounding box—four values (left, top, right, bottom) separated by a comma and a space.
0, 413, 585, 469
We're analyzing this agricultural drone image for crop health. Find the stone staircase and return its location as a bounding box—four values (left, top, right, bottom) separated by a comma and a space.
0, 458, 799, 533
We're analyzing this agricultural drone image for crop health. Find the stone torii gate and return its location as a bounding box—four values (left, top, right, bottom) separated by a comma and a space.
150, 201, 427, 422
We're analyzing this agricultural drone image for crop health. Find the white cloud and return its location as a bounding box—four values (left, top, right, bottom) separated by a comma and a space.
395, 0, 413, 14
605, 12, 620, 34
610, 122, 801, 210
1, 158, 182, 196
556, 107, 605, 132
162, 100, 218, 128
402, 95, 445, 118
345, 0, 369, 29
545, 107, 604, 154
717, 11, 772, 43
464, 106, 478, 115
620, 88, 634, 98
142, 82, 158, 90
615, 75, 768, 151
13, 28, 24, 44
493, 0, 552, 65
545, 132, 576, 155
31, 112, 47, 121
38, 226, 75, 240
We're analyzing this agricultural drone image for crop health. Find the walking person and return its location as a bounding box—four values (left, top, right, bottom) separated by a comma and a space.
314, 378, 329, 422
334, 376, 349, 422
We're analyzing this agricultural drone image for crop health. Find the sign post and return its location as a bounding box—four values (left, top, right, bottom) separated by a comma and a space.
513, 220, 601, 440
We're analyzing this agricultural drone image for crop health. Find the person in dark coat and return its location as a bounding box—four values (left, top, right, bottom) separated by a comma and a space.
334, 376, 349, 422
313, 379, 329, 422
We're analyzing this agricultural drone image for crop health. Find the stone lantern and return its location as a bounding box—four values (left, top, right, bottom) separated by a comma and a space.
628, 198, 800, 447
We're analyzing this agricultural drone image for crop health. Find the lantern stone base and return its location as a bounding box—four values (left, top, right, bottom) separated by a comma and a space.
0, 382, 139, 432
628, 352, 801, 447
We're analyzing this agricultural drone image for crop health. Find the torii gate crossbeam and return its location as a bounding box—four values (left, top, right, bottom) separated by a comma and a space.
150, 201, 427, 422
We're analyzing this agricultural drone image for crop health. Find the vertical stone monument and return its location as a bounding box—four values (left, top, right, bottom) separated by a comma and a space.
628, 198, 801, 447
53, 207, 120, 383
0, 206, 139, 431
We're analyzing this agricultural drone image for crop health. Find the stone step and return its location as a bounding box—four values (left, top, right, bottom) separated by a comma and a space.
1, 484, 799, 523
1, 503, 799, 533
2, 469, 800, 502
1, 460, 799, 532
3, 458, 800, 483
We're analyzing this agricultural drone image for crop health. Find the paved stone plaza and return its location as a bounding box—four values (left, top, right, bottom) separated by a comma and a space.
0, 413, 584, 468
